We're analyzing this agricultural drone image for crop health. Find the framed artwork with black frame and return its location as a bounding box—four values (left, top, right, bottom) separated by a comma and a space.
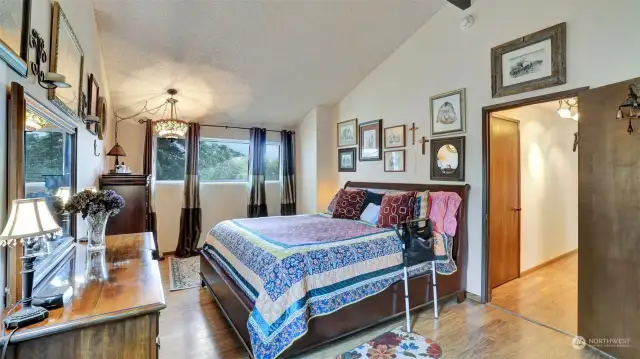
384, 150, 405, 172
491, 22, 566, 98
88, 74, 99, 115
0, 0, 31, 77
338, 148, 356, 172
430, 136, 465, 181
359, 119, 382, 161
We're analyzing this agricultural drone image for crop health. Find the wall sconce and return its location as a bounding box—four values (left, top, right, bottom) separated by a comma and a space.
557, 98, 579, 121
616, 84, 640, 134
29, 29, 70, 90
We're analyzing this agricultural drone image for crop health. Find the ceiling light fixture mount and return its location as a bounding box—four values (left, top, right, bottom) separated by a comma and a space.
616, 84, 640, 134
152, 89, 189, 140
29, 29, 71, 90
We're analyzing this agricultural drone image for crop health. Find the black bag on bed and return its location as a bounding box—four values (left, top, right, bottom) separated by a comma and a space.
395, 219, 436, 268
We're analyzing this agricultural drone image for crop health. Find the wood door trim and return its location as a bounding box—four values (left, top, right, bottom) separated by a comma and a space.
480, 87, 589, 304
488, 115, 521, 291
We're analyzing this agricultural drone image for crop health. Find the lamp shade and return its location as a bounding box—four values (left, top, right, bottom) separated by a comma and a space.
0, 199, 61, 240
106, 143, 127, 157
56, 187, 71, 204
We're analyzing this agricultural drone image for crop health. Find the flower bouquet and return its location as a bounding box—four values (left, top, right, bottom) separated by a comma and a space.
64, 189, 125, 251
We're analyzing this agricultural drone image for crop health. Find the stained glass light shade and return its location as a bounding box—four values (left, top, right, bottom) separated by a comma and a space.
153, 119, 189, 140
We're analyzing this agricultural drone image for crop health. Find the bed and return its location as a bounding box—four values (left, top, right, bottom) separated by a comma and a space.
199, 181, 470, 359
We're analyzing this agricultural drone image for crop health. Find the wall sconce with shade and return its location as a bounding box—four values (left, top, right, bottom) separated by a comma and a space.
616, 84, 640, 134
0, 199, 62, 329
29, 29, 70, 90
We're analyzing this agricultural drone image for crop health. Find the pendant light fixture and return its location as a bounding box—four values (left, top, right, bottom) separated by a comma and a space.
153, 89, 189, 140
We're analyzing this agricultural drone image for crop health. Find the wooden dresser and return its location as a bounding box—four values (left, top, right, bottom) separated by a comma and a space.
1, 233, 166, 359
100, 174, 150, 235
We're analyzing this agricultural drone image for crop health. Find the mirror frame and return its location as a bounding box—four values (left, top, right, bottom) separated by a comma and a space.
430, 136, 466, 181
6, 82, 78, 305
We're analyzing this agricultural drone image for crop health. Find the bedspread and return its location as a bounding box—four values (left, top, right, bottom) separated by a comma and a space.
203, 214, 455, 359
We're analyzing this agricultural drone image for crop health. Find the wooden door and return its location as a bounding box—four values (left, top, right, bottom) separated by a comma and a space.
578, 78, 640, 358
489, 115, 521, 289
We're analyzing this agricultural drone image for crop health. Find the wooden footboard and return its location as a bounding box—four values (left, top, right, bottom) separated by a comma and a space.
200, 182, 469, 358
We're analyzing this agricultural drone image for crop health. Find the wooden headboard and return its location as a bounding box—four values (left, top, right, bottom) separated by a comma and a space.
343, 181, 470, 268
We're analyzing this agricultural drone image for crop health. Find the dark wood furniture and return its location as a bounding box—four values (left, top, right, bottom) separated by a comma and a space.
0, 232, 166, 359
578, 78, 640, 358
200, 181, 470, 358
100, 174, 150, 236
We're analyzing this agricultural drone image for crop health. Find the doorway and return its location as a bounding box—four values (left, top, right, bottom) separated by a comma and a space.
482, 89, 585, 335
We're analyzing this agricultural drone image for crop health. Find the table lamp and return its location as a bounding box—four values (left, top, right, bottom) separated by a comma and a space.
55, 187, 71, 237
0, 198, 61, 329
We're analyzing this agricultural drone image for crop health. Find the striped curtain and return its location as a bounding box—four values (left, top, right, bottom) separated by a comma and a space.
142, 120, 161, 259
247, 128, 268, 218
280, 130, 296, 215
175, 123, 202, 257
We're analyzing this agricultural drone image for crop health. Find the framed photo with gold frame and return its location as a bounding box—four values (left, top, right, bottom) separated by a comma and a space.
48, 1, 84, 121
0, 0, 31, 77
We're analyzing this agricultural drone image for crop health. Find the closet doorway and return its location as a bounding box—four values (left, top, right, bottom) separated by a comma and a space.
482, 88, 585, 335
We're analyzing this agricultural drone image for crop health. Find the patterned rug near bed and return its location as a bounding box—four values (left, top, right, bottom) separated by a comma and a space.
336, 329, 442, 359
169, 256, 201, 291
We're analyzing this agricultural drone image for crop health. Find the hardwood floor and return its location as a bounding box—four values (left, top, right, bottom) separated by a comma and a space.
491, 251, 577, 335
158, 256, 606, 359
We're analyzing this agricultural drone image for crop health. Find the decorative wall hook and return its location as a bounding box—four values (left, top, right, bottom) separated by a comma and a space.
94, 139, 101, 157
573, 132, 579, 152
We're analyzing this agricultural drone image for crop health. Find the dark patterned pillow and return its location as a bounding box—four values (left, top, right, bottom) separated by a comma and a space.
377, 191, 417, 228
327, 189, 344, 214
332, 189, 366, 220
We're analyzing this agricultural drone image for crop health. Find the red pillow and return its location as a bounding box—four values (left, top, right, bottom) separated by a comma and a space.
377, 191, 417, 228
327, 189, 344, 214
332, 189, 366, 220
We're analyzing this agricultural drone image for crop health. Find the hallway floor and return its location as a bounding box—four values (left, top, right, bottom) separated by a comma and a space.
491, 251, 578, 335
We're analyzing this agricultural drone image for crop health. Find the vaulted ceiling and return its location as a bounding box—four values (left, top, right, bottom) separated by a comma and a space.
94, 0, 446, 127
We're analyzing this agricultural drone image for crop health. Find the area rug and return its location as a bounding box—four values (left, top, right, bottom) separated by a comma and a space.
336, 329, 442, 359
169, 256, 201, 291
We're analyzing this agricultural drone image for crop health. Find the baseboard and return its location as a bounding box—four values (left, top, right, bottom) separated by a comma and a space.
466, 292, 482, 303
520, 249, 577, 277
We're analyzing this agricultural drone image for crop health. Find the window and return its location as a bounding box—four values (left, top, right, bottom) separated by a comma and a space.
156, 138, 280, 182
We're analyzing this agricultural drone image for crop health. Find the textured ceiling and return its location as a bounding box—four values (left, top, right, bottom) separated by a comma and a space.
93, 0, 446, 127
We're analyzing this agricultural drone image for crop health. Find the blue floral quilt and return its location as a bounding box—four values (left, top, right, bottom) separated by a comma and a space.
203, 214, 455, 359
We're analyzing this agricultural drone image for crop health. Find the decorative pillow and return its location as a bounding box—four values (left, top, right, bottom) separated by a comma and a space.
360, 203, 381, 225
361, 190, 385, 212
415, 190, 430, 221
332, 189, 366, 220
377, 191, 417, 228
326, 189, 345, 214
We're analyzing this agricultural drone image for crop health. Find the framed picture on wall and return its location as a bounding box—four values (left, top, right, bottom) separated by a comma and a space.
0, 0, 30, 77
338, 148, 356, 172
430, 88, 466, 137
337, 118, 358, 147
384, 125, 405, 148
430, 136, 465, 181
88, 74, 100, 115
384, 150, 405, 172
491, 23, 566, 98
359, 119, 382, 161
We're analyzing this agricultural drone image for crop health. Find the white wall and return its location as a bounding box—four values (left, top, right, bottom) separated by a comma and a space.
497, 104, 578, 272
295, 106, 337, 214
1, 0, 111, 305
154, 126, 283, 254
332, 0, 640, 295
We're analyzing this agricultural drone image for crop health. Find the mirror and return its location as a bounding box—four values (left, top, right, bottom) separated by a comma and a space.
437, 144, 459, 174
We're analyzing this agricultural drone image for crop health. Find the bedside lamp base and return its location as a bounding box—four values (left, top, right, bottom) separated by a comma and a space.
3, 304, 49, 329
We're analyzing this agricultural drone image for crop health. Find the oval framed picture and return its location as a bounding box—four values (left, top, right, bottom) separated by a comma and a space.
430, 136, 465, 181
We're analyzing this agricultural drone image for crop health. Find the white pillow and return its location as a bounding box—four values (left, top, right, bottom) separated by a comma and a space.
360, 203, 380, 225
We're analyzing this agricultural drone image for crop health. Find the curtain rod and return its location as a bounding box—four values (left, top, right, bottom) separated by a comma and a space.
199, 124, 295, 134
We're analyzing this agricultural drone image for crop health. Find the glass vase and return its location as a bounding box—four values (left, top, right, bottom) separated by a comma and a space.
86, 211, 110, 252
